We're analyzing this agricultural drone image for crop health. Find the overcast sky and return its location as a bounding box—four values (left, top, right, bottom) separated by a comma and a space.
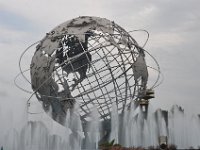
0, 0, 200, 117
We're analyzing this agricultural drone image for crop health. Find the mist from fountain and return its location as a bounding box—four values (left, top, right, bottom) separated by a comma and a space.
84, 106, 101, 149
110, 102, 119, 144
1, 100, 200, 149
168, 105, 200, 148
0, 98, 82, 150
116, 103, 200, 149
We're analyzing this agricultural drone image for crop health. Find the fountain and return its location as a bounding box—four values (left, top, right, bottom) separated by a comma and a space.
1, 102, 200, 149
8, 16, 200, 149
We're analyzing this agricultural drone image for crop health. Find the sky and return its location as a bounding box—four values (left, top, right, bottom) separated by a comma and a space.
0, 0, 200, 118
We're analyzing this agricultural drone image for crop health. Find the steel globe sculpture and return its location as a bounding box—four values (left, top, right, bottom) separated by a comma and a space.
29, 16, 155, 124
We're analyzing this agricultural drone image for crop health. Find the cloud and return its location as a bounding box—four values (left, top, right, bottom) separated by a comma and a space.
0, 90, 8, 98
150, 32, 185, 48
0, 9, 36, 31
0, 26, 30, 44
